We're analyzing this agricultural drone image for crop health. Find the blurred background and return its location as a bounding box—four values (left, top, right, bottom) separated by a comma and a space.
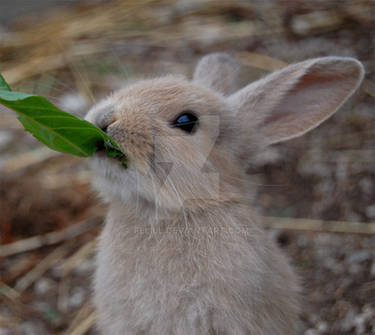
0, 0, 374, 334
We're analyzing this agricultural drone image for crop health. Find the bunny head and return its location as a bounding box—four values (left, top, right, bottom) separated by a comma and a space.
85, 53, 364, 211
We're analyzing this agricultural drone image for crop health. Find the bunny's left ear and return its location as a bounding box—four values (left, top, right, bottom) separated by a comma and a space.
193, 53, 239, 96
228, 56, 364, 148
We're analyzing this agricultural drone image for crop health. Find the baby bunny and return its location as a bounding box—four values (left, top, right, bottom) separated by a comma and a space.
85, 53, 364, 335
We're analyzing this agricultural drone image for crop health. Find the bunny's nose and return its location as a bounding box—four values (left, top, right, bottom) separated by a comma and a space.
96, 111, 120, 133
100, 124, 109, 133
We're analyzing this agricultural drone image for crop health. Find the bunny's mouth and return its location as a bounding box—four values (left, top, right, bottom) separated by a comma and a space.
94, 149, 110, 159
94, 142, 127, 168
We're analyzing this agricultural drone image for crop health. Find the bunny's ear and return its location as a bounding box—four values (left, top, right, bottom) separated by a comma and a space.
228, 57, 364, 148
193, 53, 240, 95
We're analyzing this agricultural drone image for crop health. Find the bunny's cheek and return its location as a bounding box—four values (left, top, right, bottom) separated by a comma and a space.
90, 154, 125, 177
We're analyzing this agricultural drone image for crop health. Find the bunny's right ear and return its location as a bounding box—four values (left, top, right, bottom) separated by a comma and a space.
228, 57, 364, 153
193, 53, 240, 96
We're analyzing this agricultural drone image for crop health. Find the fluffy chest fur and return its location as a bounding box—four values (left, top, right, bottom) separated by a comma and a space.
94, 202, 300, 335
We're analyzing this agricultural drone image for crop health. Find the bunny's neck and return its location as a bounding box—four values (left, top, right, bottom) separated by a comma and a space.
108, 193, 247, 231
105, 195, 259, 252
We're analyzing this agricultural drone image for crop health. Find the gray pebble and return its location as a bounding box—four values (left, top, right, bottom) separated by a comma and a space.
346, 251, 371, 264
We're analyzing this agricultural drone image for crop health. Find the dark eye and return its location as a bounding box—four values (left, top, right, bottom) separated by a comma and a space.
170, 111, 199, 134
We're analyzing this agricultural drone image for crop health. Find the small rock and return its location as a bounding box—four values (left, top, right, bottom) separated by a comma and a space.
69, 287, 86, 308
34, 278, 54, 295
32, 301, 50, 313
346, 251, 371, 264
253, 147, 281, 166
19, 322, 46, 335
354, 314, 367, 334
340, 277, 354, 290
317, 321, 328, 332
348, 263, 362, 275
366, 205, 375, 219
308, 314, 320, 325
323, 257, 344, 274
298, 161, 331, 178
291, 11, 343, 36
370, 261, 375, 277
359, 178, 373, 195
51, 259, 66, 278
360, 304, 375, 324
297, 235, 309, 248
305, 329, 319, 335
73, 258, 95, 275
341, 309, 356, 332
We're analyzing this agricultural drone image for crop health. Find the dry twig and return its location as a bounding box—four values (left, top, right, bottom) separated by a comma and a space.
0, 217, 102, 258
237, 52, 287, 71
15, 242, 74, 292
67, 311, 96, 335
0, 147, 61, 174
1, 44, 103, 86
64, 301, 96, 335
0, 281, 20, 300
362, 79, 375, 99
57, 276, 71, 313
264, 216, 375, 235
2, 254, 39, 283
59, 239, 96, 277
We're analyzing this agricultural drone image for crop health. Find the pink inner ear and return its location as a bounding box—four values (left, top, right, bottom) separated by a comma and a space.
260, 64, 362, 144
296, 69, 345, 90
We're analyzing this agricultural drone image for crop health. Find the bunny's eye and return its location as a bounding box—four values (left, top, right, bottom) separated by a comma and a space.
171, 111, 199, 134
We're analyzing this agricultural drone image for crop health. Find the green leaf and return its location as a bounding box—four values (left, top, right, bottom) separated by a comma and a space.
0, 74, 11, 91
0, 73, 126, 164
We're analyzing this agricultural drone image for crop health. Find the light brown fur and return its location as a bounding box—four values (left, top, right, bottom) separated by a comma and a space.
85, 53, 364, 335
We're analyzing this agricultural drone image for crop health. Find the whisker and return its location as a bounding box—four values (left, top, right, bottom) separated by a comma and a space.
226, 174, 288, 188
166, 177, 189, 234
149, 171, 159, 225
135, 169, 140, 216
